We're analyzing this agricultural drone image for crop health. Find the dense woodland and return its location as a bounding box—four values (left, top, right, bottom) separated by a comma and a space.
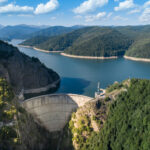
18, 25, 83, 46
21, 27, 133, 57
126, 38, 150, 58
20, 25, 150, 58
0, 78, 63, 150
1, 25, 150, 150
116, 25, 150, 58
1, 77, 150, 150
79, 79, 150, 150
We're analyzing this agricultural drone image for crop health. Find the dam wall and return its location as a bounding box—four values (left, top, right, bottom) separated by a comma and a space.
22, 94, 93, 132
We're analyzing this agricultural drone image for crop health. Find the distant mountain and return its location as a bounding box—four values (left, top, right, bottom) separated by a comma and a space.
0, 25, 42, 40
22, 26, 132, 57
115, 25, 150, 40
63, 27, 132, 57
115, 25, 150, 59
21, 26, 84, 47
30, 25, 84, 37
0, 24, 3, 29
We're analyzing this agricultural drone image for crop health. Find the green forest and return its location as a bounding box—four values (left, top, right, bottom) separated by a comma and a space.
78, 79, 150, 150
0, 77, 150, 150
20, 25, 150, 58
21, 27, 132, 57
126, 38, 150, 58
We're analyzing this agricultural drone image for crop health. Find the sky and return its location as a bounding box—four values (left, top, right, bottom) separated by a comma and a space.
0, 0, 150, 26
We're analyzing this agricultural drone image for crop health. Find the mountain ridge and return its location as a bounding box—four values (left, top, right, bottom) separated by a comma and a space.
21, 26, 132, 57
0, 40, 60, 96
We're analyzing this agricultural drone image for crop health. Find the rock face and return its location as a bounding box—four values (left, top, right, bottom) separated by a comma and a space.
0, 40, 60, 94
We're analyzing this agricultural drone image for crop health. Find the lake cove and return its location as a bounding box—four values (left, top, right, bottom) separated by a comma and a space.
11, 39, 150, 97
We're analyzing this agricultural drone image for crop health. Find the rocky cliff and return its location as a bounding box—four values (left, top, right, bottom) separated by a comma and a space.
0, 40, 60, 95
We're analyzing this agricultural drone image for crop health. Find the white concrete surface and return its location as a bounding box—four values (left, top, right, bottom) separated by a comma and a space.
22, 94, 93, 132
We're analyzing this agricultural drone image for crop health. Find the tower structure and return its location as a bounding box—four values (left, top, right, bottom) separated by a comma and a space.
95, 82, 100, 98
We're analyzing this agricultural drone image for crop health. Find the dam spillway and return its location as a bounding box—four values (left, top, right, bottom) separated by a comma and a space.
22, 94, 93, 132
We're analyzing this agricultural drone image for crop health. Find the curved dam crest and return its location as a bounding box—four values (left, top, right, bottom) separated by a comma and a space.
22, 94, 93, 132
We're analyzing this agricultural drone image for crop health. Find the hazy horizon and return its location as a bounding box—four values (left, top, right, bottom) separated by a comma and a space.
1, 24, 150, 27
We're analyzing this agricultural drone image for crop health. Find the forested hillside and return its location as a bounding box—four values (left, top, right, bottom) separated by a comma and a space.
0, 78, 61, 150
0, 25, 42, 40
20, 26, 83, 46
116, 25, 150, 40
73, 79, 150, 150
116, 25, 150, 59
126, 38, 150, 58
20, 25, 150, 59
64, 27, 132, 57
22, 27, 132, 57
0, 40, 60, 96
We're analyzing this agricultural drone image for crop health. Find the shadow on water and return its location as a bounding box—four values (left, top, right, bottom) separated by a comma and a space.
56, 77, 91, 95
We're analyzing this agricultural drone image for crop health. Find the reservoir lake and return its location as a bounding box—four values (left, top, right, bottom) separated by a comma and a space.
11, 39, 150, 97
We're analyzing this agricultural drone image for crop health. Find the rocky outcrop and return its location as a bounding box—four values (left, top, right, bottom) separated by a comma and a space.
0, 40, 60, 95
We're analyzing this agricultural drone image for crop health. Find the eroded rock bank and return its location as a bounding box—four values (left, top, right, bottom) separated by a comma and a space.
0, 40, 60, 97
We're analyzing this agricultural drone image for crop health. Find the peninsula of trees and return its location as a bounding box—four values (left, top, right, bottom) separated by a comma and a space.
20, 25, 150, 60
21, 27, 132, 57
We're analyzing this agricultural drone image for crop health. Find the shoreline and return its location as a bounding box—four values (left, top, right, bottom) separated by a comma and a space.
61, 53, 118, 59
124, 55, 150, 62
19, 45, 62, 53
18, 45, 150, 62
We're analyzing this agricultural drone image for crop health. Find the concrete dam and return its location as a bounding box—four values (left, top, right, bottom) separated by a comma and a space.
22, 94, 93, 132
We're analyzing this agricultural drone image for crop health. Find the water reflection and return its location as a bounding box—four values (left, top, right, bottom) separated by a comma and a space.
57, 77, 91, 95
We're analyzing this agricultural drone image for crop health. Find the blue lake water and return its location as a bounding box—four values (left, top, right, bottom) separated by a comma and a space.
10, 39, 150, 97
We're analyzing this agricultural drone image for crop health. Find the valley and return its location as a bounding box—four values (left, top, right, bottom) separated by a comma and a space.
0, 24, 150, 150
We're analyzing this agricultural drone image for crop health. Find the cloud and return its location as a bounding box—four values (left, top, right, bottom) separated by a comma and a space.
139, 7, 150, 22
34, 0, 59, 15
0, 0, 7, 3
85, 12, 106, 22
18, 14, 34, 17
139, 1, 150, 23
51, 16, 56, 20
0, 4, 33, 13
107, 12, 113, 18
128, 8, 141, 14
113, 15, 128, 21
144, 0, 150, 8
73, 0, 108, 14
74, 15, 83, 19
114, 0, 135, 11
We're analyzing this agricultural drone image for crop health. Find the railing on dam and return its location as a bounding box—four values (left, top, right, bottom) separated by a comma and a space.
22, 94, 93, 132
